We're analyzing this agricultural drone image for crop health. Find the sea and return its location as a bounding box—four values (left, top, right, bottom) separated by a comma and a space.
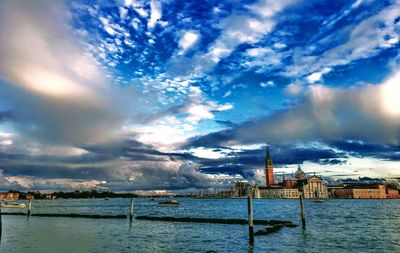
1, 198, 399, 253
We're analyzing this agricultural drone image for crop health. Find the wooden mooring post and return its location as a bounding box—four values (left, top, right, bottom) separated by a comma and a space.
27, 199, 32, 218
247, 194, 254, 242
299, 192, 306, 230
0, 203, 2, 243
129, 197, 134, 223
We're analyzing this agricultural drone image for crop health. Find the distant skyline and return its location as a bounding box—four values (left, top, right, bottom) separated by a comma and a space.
0, 0, 399, 192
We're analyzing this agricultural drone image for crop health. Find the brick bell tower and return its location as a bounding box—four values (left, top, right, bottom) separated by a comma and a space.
265, 147, 274, 186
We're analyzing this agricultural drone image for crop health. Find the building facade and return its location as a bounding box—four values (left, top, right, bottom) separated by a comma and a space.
233, 181, 253, 197
331, 183, 387, 199
303, 175, 329, 199
0, 192, 20, 200
386, 188, 399, 198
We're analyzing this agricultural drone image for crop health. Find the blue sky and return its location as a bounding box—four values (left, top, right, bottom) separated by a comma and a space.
0, 0, 399, 192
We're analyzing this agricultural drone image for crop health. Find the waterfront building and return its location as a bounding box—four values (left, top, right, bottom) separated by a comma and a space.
229, 148, 396, 200
302, 174, 329, 198
332, 183, 387, 199
258, 185, 285, 198
280, 165, 328, 199
25, 194, 35, 200
0, 191, 20, 200
386, 188, 400, 198
283, 188, 300, 198
45, 194, 56, 200
231, 148, 328, 199
233, 181, 252, 197
259, 150, 328, 199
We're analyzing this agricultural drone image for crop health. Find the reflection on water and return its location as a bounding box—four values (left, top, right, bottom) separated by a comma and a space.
1, 198, 400, 252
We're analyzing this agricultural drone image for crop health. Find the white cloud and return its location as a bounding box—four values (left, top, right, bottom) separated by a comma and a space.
217, 103, 234, 111
259, 81, 275, 88
208, 46, 232, 62
135, 8, 148, 18
104, 26, 117, 36
246, 47, 272, 57
303, 157, 400, 179
186, 104, 215, 122
189, 147, 226, 159
119, 7, 128, 20
381, 71, 400, 116
123, 0, 134, 7
285, 2, 400, 80
148, 0, 162, 29
0, 140, 12, 146
131, 18, 140, 29
248, 0, 294, 18
178, 30, 200, 52
243, 47, 282, 71
306, 68, 332, 83
130, 118, 195, 149
223, 90, 232, 98
273, 42, 287, 49
169, 0, 295, 75
285, 83, 304, 95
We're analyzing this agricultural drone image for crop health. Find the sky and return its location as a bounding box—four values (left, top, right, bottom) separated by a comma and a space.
0, 0, 399, 192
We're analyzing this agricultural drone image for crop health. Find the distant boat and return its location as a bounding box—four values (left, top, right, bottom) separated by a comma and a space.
104, 197, 110, 200
158, 200, 179, 207
1, 202, 26, 208
149, 198, 155, 201
313, 199, 324, 203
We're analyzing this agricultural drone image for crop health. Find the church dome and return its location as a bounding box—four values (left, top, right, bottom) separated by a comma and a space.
294, 165, 305, 180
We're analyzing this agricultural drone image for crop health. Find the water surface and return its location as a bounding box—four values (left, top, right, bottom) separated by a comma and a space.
1, 198, 399, 252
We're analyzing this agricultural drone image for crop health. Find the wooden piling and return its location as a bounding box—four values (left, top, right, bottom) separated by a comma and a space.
247, 195, 254, 242
27, 199, 32, 218
299, 192, 306, 230
129, 197, 134, 223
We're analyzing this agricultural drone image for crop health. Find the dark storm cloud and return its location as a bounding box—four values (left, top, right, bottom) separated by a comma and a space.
329, 139, 400, 160
0, 170, 25, 191
0, 138, 215, 191
83, 139, 198, 162
196, 145, 340, 177
0, 162, 109, 180
318, 159, 346, 165
99, 163, 217, 191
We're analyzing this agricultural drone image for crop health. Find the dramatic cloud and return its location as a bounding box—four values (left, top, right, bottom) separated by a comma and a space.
0, 169, 24, 191
188, 70, 400, 146
0, 0, 122, 145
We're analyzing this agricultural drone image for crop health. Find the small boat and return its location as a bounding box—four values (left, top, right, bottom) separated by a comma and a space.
158, 200, 179, 207
104, 197, 110, 200
313, 199, 324, 203
1, 202, 27, 208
